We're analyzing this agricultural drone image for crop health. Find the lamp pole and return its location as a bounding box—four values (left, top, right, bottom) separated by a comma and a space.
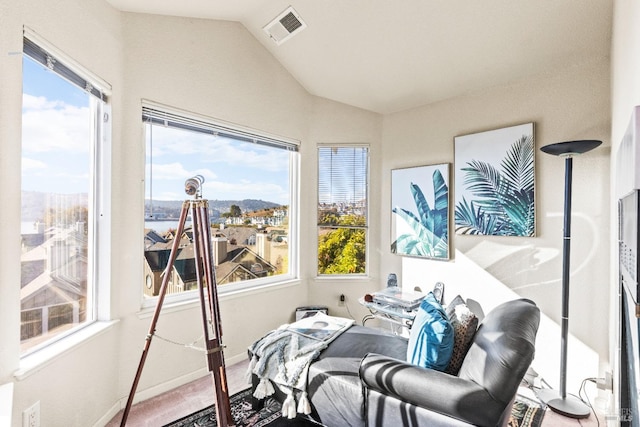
559, 155, 572, 401
537, 140, 601, 419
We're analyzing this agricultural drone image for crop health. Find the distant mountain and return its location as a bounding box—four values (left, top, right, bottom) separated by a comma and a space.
21, 191, 89, 221
145, 199, 282, 219
21, 192, 281, 221
146, 199, 281, 211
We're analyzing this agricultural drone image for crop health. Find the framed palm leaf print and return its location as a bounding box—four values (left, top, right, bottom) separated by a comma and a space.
454, 123, 535, 236
391, 163, 449, 260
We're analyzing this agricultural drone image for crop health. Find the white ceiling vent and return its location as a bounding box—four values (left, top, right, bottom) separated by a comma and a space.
263, 6, 307, 45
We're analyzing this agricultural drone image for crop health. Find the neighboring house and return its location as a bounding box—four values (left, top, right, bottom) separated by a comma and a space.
143, 228, 278, 296
213, 243, 277, 285
21, 233, 45, 253
143, 247, 172, 297
20, 225, 88, 342
244, 207, 288, 227
143, 228, 193, 296
217, 227, 256, 246
144, 229, 166, 250
224, 216, 245, 226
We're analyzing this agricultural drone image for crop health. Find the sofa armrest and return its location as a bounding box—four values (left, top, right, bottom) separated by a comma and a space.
360, 353, 504, 426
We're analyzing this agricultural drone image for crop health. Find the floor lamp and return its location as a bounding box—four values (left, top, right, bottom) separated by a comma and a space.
537, 139, 601, 418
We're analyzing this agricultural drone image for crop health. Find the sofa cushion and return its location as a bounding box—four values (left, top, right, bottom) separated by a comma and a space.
308, 325, 407, 427
406, 292, 454, 370
251, 325, 408, 427
444, 295, 479, 375
457, 299, 540, 408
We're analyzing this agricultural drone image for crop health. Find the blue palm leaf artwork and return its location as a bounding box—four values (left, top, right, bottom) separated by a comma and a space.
454, 123, 535, 237
391, 164, 449, 260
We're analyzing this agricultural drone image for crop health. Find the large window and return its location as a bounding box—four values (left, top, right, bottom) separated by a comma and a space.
21, 34, 110, 354
143, 105, 299, 300
317, 146, 369, 276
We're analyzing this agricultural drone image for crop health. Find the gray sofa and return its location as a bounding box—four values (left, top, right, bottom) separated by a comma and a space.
251, 298, 540, 427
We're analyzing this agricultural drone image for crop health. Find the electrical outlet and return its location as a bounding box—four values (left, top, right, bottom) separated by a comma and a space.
597, 371, 613, 390
338, 294, 345, 306
23, 401, 40, 427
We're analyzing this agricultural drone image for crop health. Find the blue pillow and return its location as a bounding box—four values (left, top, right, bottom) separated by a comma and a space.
406, 292, 454, 371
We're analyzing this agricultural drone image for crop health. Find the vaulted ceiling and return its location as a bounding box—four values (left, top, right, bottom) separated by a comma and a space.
105, 0, 613, 114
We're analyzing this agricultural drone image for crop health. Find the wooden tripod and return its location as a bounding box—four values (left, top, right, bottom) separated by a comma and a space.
120, 198, 233, 426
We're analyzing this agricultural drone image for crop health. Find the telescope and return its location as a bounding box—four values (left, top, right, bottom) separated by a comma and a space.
184, 175, 205, 197
122, 174, 232, 426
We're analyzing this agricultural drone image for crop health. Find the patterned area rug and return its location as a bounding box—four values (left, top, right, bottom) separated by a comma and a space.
509, 394, 546, 427
163, 388, 315, 427
165, 388, 544, 427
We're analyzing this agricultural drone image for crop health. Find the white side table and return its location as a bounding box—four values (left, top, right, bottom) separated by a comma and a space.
359, 297, 418, 335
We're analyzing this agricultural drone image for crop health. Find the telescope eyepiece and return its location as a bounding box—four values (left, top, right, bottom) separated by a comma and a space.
185, 175, 205, 197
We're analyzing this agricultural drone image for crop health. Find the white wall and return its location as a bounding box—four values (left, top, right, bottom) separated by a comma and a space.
379, 57, 611, 395
114, 13, 312, 404
117, 11, 382, 410
0, 3, 382, 426
306, 97, 383, 321
0, 0, 620, 424
1, 0, 125, 426
612, 0, 640, 142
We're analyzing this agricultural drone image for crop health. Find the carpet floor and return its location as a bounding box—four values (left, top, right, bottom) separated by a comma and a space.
164, 388, 545, 427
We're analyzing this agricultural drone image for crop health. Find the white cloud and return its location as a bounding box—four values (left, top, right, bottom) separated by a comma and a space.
22, 94, 90, 153
146, 162, 218, 181
22, 157, 47, 171
149, 126, 288, 173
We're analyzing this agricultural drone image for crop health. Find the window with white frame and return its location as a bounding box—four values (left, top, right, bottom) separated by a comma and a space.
21, 34, 110, 355
142, 105, 299, 300
317, 146, 369, 276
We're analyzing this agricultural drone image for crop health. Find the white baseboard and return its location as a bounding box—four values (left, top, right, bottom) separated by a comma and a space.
94, 351, 247, 426
122, 367, 210, 409
93, 402, 120, 427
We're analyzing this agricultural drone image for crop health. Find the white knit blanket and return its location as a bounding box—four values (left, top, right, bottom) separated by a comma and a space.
246, 315, 353, 419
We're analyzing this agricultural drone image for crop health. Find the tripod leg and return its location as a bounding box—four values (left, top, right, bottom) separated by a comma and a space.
120, 202, 190, 426
192, 202, 233, 426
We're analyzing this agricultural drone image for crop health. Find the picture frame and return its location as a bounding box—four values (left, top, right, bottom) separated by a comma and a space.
454, 123, 535, 236
391, 163, 449, 260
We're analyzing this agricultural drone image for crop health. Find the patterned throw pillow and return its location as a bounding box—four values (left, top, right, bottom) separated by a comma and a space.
406, 292, 454, 371
444, 295, 479, 375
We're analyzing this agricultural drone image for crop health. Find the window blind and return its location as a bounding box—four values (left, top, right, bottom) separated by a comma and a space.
142, 107, 299, 152
23, 37, 108, 102
318, 146, 368, 225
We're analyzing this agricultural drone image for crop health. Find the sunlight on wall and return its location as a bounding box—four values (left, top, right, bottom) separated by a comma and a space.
401, 249, 599, 395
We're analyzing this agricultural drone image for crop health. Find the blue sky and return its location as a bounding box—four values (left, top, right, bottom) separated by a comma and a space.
22, 57, 90, 195
22, 56, 291, 205
145, 125, 291, 204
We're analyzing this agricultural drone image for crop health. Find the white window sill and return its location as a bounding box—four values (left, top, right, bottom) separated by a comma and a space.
315, 274, 370, 281
137, 278, 301, 319
14, 320, 119, 381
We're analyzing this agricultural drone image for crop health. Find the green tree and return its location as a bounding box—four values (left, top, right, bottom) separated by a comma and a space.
44, 205, 88, 232
318, 214, 366, 274
229, 204, 242, 217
